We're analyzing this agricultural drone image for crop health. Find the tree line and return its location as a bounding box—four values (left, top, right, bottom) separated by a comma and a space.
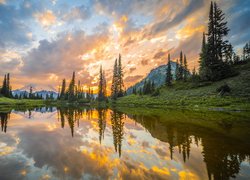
0, 73, 12, 98
58, 71, 94, 102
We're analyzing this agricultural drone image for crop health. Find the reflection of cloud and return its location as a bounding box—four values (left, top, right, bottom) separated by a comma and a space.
0, 155, 29, 180
17, 125, 113, 179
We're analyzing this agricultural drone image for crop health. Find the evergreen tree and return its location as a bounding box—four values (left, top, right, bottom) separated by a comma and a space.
68, 72, 75, 101
151, 81, 155, 92
206, 1, 231, 81
50, 93, 54, 99
199, 32, 209, 79
243, 42, 250, 60
1, 75, 7, 96
175, 59, 180, 80
6, 73, 11, 97
103, 71, 107, 99
98, 65, 105, 101
233, 53, 240, 65
117, 54, 124, 97
179, 51, 183, 80
166, 54, 172, 86
29, 86, 33, 99
183, 55, 188, 81
60, 79, 66, 100
111, 59, 118, 100
224, 43, 234, 64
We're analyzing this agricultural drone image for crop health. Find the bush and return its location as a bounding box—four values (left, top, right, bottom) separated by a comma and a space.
151, 88, 160, 97
216, 84, 231, 96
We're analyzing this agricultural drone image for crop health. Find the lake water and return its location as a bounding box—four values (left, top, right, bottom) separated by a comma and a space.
0, 107, 250, 180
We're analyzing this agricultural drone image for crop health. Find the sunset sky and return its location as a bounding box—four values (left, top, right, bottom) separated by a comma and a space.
0, 0, 249, 91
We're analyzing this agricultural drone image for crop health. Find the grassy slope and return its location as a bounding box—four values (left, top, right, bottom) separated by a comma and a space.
116, 62, 250, 110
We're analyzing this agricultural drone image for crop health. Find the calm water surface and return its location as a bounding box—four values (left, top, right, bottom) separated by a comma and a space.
0, 107, 250, 180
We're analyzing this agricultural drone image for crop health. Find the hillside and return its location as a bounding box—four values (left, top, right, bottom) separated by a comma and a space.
117, 62, 250, 111
127, 62, 177, 94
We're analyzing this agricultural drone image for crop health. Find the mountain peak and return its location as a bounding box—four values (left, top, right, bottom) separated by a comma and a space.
17, 84, 57, 92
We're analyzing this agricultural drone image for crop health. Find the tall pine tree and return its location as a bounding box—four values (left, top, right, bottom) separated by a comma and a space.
60, 79, 66, 100
68, 72, 75, 101
166, 54, 172, 86
206, 1, 231, 81
183, 55, 188, 81
117, 54, 124, 97
111, 59, 118, 100
179, 51, 183, 80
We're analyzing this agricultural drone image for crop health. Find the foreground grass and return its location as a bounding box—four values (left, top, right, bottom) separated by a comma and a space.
116, 62, 250, 111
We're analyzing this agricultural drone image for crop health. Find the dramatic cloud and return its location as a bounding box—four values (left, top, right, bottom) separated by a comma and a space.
124, 75, 143, 83
0, 0, 249, 90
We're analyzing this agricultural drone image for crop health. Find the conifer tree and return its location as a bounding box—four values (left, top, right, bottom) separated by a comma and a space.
243, 42, 250, 60
183, 55, 188, 81
111, 59, 118, 100
98, 65, 105, 101
60, 79, 66, 100
175, 59, 180, 80
117, 54, 124, 97
29, 86, 33, 99
1, 75, 7, 96
166, 54, 172, 86
206, 1, 231, 81
179, 51, 183, 80
103, 71, 107, 99
68, 72, 75, 101
6, 73, 11, 97
199, 32, 209, 79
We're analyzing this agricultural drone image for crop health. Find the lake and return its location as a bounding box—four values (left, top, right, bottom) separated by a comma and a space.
0, 107, 250, 180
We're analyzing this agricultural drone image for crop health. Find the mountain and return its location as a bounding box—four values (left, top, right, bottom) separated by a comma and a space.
12, 84, 58, 99
18, 84, 57, 92
127, 61, 177, 94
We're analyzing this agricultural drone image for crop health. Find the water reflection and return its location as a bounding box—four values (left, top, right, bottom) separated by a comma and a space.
0, 107, 249, 179
0, 112, 10, 133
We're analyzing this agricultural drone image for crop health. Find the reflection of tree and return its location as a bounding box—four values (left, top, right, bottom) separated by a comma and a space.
57, 108, 84, 137
110, 110, 124, 157
97, 109, 107, 144
129, 113, 250, 180
0, 112, 10, 133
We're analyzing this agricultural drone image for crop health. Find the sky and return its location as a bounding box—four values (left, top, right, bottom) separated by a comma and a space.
0, 0, 250, 91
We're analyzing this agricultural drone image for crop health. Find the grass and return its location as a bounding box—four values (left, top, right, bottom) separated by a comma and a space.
116, 62, 250, 111
0, 97, 54, 112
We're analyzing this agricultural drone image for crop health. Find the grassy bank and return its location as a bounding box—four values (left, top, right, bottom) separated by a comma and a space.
116, 62, 250, 111
0, 97, 54, 112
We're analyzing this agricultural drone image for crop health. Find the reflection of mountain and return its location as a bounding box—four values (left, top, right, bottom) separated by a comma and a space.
127, 111, 250, 180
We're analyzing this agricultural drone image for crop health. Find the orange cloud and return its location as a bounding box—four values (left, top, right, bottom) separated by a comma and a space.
34, 10, 56, 28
